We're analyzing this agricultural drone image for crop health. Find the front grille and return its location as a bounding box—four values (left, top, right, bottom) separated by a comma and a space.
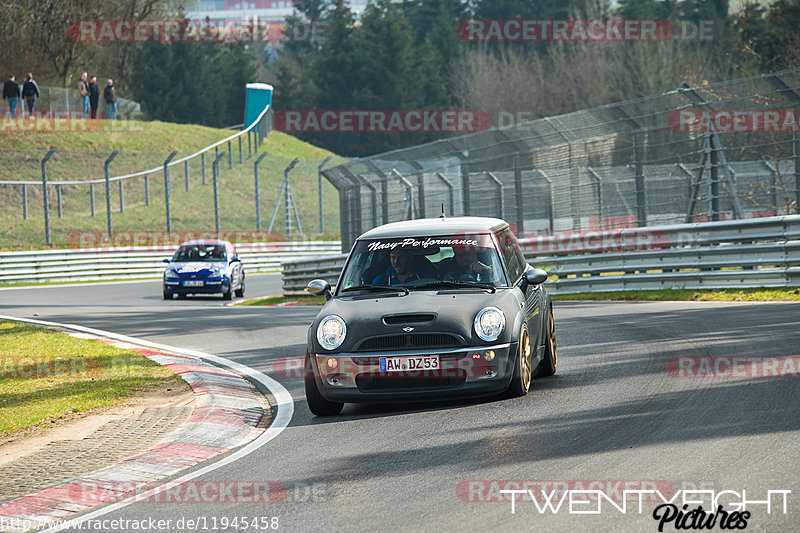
354, 333, 463, 352
355, 370, 467, 391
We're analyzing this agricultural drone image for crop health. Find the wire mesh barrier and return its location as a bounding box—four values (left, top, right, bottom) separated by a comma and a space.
323, 68, 800, 252
0, 107, 342, 249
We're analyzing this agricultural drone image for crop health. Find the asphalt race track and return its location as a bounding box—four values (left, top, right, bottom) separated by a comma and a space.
2, 275, 799, 532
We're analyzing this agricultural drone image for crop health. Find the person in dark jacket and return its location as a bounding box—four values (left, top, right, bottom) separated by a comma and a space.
88, 76, 100, 119
103, 79, 117, 120
21, 73, 39, 118
2, 75, 20, 118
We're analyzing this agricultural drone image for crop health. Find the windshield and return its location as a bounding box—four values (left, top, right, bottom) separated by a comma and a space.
172, 244, 227, 262
337, 235, 507, 293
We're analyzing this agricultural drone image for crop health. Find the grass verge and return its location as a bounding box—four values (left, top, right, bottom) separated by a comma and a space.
551, 287, 800, 301
238, 294, 326, 306
0, 122, 342, 250
0, 321, 183, 437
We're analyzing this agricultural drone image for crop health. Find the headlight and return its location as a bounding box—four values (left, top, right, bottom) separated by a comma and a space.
210, 268, 224, 277
474, 306, 505, 342
165, 269, 178, 279
317, 315, 346, 351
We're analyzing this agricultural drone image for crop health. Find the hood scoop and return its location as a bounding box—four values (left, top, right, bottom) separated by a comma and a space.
382, 313, 436, 325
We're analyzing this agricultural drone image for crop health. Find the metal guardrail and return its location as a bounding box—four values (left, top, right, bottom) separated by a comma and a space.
0, 242, 341, 284
279, 216, 800, 295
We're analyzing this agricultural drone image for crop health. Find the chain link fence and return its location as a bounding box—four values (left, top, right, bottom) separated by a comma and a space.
324, 68, 800, 252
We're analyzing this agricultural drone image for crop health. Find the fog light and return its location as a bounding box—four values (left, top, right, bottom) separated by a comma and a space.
327, 358, 338, 370
484, 350, 495, 361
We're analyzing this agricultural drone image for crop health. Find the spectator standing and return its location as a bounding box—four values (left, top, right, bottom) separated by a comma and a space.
21, 73, 40, 118
88, 76, 99, 119
2, 75, 20, 118
103, 79, 117, 120
78, 72, 89, 119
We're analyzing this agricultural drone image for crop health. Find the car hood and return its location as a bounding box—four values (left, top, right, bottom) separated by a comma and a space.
310, 289, 522, 353
168, 262, 227, 275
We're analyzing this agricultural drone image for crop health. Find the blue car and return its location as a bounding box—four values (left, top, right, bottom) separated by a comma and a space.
162, 240, 245, 300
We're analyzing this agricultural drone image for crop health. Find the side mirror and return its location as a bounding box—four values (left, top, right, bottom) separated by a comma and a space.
162, 258, 170, 263
524, 268, 549, 286
306, 279, 332, 300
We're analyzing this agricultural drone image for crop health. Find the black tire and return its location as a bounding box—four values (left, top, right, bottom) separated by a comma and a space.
507, 323, 533, 397
163, 290, 172, 300
534, 307, 557, 378
222, 283, 232, 300
304, 357, 344, 416
234, 276, 245, 298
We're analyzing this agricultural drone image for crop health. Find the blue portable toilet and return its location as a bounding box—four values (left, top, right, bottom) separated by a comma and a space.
244, 83, 273, 131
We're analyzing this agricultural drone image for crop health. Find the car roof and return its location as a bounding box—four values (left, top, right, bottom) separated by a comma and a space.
178, 239, 232, 247
357, 217, 509, 240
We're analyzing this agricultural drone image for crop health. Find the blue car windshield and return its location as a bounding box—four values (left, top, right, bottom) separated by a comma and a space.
172, 244, 227, 262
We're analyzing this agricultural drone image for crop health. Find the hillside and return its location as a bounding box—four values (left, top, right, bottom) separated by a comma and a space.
0, 121, 343, 250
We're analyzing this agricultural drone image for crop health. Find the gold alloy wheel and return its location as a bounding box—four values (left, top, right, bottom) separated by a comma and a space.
548, 310, 557, 369
520, 324, 532, 391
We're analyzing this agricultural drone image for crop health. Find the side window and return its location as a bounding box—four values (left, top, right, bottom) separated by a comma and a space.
497, 229, 525, 283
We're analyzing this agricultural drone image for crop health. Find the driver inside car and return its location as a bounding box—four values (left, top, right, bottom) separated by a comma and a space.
371, 248, 420, 285
438, 249, 493, 282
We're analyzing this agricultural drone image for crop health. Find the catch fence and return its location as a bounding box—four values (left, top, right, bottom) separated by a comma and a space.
323, 68, 800, 252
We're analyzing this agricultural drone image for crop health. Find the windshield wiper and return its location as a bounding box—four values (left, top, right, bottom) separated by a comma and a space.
415, 281, 496, 293
341, 284, 410, 295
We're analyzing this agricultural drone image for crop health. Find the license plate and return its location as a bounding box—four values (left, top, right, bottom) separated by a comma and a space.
379, 355, 439, 372
183, 280, 204, 287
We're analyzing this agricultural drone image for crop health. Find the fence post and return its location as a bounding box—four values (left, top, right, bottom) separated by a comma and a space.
41, 148, 56, 246
435, 172, 455, 216
238, 136, 243, 165
318, 156, 332, 233
228, 140, 233, 170
144, 174, 150, 206
254, 152, 268, 232
212, 152, 226, 234
201, 153, 206, 185
22, 184, 28, 220
409, 161, 426, 219
56, 185, 62, 218
90, 183, 95, 216
461, 163, 470, 216
587, 167, 603, 230
184, 160, 189, 192
710, 134, 720, 221
119, 181, 124, 213
537, 170, 555, 233
248, 131, 252, 159
486, 171, 504, 219
633, 131, 647, 226
285, 158, 300, 237
104, 150, 119, 238
163, 151, 177, 235
795, 129, 800, 214
513, 153, 524, 235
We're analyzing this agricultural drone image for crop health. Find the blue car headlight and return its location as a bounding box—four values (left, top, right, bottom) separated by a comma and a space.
164, 269, 178, 279
317, 315, 346, 351
474, 306, 505, 342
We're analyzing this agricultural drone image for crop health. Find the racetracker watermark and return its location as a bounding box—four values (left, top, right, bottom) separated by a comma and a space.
66, 481, 291, 505
457, 480, 675, 505
273, 110, 491, 134
67, 231, 286, 249
667, 356, 800, 378
667, 109, 800, 133
0, 356, 93, 380
69, 19, 285, 43
520, 229, 670, 255
456, 19, 713, 42
0, 112, 139, 133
